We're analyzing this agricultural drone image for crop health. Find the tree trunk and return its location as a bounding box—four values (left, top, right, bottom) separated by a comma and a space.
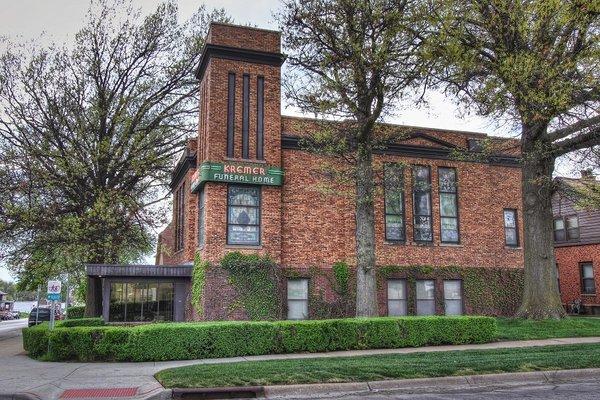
517, 127, 565, 319
355, 143, 378, 317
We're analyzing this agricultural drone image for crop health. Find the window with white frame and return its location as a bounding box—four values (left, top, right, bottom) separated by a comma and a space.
287, 279, 309, 320
387, 279, 407, 316
413, 166, 433, 242
438, 167, 459, 243
581, 263, 596, 295
416, 279, 435, 315
443, 280, 463, 315
503, 209, 519, 247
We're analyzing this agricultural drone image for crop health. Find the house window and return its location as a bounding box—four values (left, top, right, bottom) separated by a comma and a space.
416, 280, 435, 315
503, 209, 518, 247
581, 263, 595, 294
227, 185, 260, 245
287, 279, 308, 320
384, 164, 405, 242
554, 216, 579, 242
174, 184, 185, 252
438, 167, 459, 243
413, 166, 433, 242
387, 279, 407, 316
443, 280, 463, 315
198, 188, 205, 246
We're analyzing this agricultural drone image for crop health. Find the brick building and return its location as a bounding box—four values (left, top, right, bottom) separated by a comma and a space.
553, 173, 600, 315
86, 23, 526, 322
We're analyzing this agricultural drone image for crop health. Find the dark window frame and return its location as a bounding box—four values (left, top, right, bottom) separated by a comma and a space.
242, 74, 250, 159
438, 167, 460, 244
226, 72, 236, 158
256, 76, 265, 160
384, 163, 406, 242
412, 165, 433, 243
580, 262, 596, 295
553, 215, 580, 242
503, 208, 519, 247
226, 184, 261, 246
174, 183, 185, 252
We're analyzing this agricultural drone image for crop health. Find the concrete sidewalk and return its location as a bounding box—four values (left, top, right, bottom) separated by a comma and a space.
2, 335, 600, 399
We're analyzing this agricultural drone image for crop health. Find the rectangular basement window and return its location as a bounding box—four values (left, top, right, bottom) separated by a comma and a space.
387, 279, 407, 316
416, 279, 435, 315
287, 279, 309, 320
444, 280, 463, 315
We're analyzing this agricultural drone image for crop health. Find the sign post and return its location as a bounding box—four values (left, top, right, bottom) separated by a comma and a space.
47, 280, 61, 330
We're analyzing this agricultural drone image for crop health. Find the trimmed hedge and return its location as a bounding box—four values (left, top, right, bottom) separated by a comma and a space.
59, 317, 105, 328
23, 316, 497, 362
66, 305, 85, 319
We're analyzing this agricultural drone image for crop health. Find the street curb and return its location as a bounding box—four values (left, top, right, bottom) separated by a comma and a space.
262, 368, 600, 398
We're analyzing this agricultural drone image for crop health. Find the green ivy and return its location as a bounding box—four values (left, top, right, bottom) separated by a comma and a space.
220, 252, 281, 320
191, 252, 209, 317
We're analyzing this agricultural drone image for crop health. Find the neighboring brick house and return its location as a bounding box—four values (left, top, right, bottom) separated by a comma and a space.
553, 173, 600, 315
87, 23, 525, 322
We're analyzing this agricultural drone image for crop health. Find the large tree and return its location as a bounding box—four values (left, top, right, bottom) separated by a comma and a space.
0, 1, 229, 291
428, 0, 599, 318
278, 0, 428, 316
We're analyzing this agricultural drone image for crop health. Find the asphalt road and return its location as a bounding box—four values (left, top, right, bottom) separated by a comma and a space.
0, 318, 27, 338
320, 381, 600, 399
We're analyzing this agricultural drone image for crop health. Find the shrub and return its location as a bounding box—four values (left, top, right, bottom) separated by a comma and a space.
58, 318, 105, 328
23, 316, 497, 362
66, 305, 85, 319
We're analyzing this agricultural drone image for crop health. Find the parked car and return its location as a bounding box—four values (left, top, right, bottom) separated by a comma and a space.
0, 301, 15, 320
27, 307, 52, 327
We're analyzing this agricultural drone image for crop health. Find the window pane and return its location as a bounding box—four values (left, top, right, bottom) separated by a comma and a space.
228, 225, 259, 245
287, 279, 308, 300
386, 215, 404, 241
416, 300, 435, 316
554, 218, 565, 230
228, 186, 260, 206
445, 299, 463, 315
287, 300, 308, 320
414, 216, 433, 241
554, 229, 566, 242
415, 166, 430, 182
385, 193, 403, 215
158, 283, 173, 321
566, 216, 579, 229
582, 265, 594, 278
414, 192, 431, 215
109, 283, 125, 322
416, 280, 435, 300
439, 168, 457, 193
388, 300, 407, 316
505, 227, 518, 245
441, 218, 459, 242
444, 280, 462, 300
504, 210, 516, 228
229, 206, 259, 225
440, 193, 457, 217
388, 280, 406, 300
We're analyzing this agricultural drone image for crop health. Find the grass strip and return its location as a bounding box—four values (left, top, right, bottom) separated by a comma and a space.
156, 343, 600, 388
496, 317, 600, 341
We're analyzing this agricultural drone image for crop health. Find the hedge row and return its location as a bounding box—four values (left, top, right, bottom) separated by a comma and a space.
23, 316, 497, 362
65, 305, 85, 319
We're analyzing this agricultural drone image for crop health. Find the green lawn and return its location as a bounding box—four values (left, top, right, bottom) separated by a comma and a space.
496, 317, 600, 341
156, 342, 600, 388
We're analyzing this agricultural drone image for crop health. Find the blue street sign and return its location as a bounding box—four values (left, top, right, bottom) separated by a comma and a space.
47, 293, 61, 301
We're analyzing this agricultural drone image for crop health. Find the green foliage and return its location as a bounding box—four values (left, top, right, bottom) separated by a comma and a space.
191, 252, 209, 317
220, 252, 281, 320
23, 316, 497, 362
58, 318, 105, 328
66, 305, 85, 320
332, 261, 350, 296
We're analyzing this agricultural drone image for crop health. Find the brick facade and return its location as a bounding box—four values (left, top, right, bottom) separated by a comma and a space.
556, 244, 600, 313
156, 23, 525, 320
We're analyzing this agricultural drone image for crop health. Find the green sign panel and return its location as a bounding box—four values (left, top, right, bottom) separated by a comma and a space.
191, 161, 284, 192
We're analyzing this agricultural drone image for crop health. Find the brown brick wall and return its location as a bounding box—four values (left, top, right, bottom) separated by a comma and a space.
556, 244, 600, 310
207, 23, 281, 53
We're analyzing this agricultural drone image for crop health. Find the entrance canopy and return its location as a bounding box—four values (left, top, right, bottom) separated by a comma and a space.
85, 264, 192, 322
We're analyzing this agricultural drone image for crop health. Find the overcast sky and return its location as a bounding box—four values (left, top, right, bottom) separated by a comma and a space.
0, 0, 580, 282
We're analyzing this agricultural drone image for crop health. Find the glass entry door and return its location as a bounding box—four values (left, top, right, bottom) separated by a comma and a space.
109, 281, 174, 322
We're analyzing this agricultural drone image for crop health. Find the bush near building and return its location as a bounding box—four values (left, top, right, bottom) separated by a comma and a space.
65, 305, 85, 319
22, 316, 496, 362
